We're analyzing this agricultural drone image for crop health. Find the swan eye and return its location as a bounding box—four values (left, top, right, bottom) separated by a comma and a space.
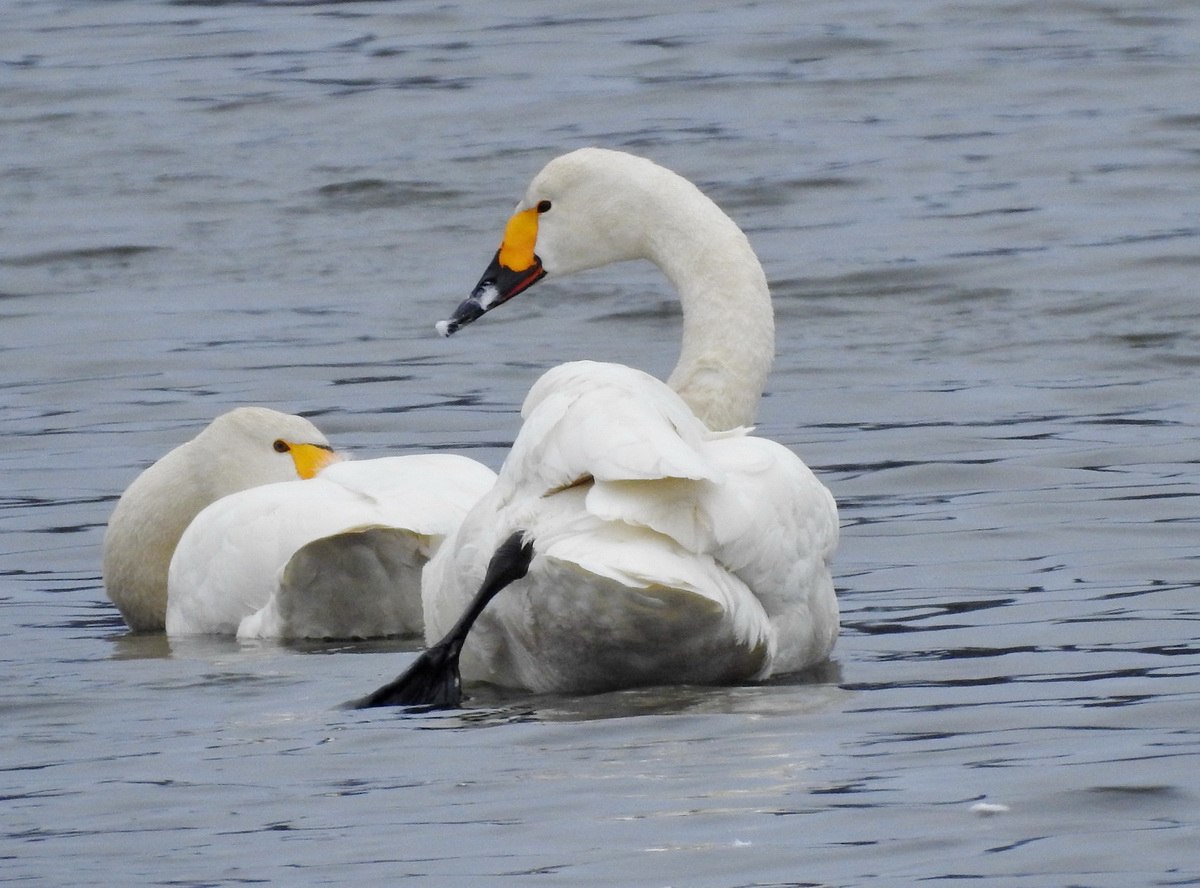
536, 200, 552, 214
272, 439, 290, 453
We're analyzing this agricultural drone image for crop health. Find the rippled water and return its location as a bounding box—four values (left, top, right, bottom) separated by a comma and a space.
3, 1, 1199, 885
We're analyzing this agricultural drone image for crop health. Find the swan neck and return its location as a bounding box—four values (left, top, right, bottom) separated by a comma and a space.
647, 200, 774, 431
103, 445, 211, 629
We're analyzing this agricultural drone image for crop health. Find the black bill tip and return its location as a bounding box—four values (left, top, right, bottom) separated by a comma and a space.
435, 295, 488, 338
434, 249, 546, 338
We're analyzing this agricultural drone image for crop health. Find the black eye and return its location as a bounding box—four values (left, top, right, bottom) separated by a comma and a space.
536, 199, 552, 214
273, 439, 289, 453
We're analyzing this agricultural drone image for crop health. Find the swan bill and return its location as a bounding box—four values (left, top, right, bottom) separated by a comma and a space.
435, 248, 546, 337
285, 441, 340, 479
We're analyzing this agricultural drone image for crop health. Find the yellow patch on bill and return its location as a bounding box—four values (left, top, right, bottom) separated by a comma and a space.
497, 207, 540, 271
288, 442, 340, 479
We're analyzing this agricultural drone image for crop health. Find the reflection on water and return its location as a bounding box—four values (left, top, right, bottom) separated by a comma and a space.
2, 0, 1199, 885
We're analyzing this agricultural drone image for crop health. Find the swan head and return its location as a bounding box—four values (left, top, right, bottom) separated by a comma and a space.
199, 407, 341, 490
437, 148, 661, 337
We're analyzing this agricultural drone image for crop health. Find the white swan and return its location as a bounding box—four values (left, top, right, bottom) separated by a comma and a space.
422, 148, 839, 694
103, 407, 338, 631
102, 406, 496, 639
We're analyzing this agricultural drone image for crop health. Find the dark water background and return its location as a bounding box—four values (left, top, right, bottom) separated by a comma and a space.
3, 1, 1198, 885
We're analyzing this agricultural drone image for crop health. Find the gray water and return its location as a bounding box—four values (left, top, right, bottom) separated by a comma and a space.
3, 1, 1199, 885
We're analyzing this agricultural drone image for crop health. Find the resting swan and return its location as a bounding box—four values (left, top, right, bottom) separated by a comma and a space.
421, 148, 839, 694
102, 407, 495, 638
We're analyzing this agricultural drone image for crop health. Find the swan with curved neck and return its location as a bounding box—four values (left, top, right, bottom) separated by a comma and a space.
414, 149, 839, 695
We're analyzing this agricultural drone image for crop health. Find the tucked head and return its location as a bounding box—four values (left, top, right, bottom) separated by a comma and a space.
196, 407, 340, 492
102, 406, 340, 632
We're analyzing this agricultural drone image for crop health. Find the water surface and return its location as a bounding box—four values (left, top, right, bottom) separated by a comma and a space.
2, 1, 1199, 885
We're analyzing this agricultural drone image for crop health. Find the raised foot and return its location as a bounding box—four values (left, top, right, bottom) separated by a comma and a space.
350, 532, 534, 710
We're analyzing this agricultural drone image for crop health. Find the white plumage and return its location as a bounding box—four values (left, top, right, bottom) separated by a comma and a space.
424, 149, 839, 693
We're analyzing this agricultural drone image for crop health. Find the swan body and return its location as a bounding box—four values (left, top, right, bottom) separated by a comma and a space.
103, 406, 496, 639
425, 148, 839, 693
166, 454, 496, 639
103, 407, 338, 632
424, 362, 838, 692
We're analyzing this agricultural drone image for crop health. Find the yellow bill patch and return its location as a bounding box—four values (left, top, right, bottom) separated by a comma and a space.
497, 207, 540, 272
288, 442, 340, 479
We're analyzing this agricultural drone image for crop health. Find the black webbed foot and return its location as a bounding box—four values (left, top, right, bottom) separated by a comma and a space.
351, 531, 534, 710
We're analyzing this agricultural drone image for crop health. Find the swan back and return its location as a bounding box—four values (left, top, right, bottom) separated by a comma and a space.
509, 360, 723, 495
164, 454, 497, 638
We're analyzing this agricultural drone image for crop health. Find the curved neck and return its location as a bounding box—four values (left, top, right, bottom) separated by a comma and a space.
643, 187, 774, 431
